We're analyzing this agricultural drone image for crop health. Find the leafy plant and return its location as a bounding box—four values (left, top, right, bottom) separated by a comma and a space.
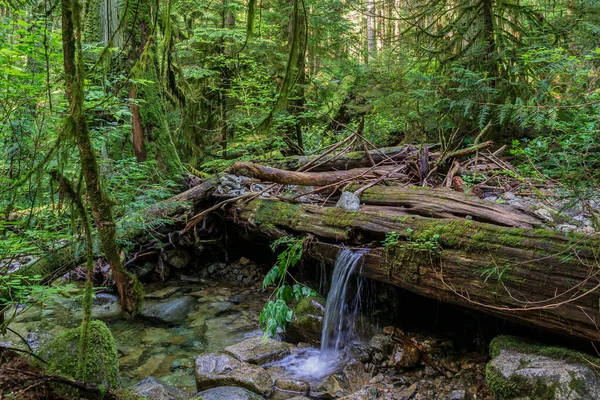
259, 236, 316, 337
382, 231, 401, 248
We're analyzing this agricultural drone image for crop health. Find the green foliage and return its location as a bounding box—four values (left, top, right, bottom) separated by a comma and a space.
382, 231, 401, 248
479, 263, 512, 283
260, 235, 316, 337
0, 274, 75, 332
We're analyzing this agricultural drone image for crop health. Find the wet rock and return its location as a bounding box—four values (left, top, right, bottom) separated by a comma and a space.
90, 293, 122, 320
321, 373, 350, 397
145, 287, 179, 300
274, 378, 310, 395
348, 342, 372, 363
487, 337, 600, 400
337, 191, 360, 210
388, 343, 420, 368
194, 353, 272, 395
369, 334, 395, 357
131, 377, 189, 400
224, 336, 291, 365
286, 295, 325, 345
165, 249, 191, 269
141, 327, 172, 344
140, 296, 195, 323
191, 386, 263, 400
343, 359, 372, 393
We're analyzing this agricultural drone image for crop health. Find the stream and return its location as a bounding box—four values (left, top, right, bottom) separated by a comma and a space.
1, 253, 494, 399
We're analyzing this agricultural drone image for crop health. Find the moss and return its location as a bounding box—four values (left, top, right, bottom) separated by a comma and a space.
38, 320, 119, 388
113, 388, 148, 400
486, 363, 558, 400
489, 335, 600, 366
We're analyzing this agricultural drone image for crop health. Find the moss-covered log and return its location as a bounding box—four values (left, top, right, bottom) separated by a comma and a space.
230, 197, 600, 341
353, 185, 542, 228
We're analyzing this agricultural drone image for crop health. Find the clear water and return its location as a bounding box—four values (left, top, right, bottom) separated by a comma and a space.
272, 248, 367, 381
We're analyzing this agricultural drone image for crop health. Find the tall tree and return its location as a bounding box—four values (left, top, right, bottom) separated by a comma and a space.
62, 0, 142, 314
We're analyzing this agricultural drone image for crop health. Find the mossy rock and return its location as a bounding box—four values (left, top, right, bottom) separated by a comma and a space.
285, 295, 325, 345
486, 336, 600, 400
38, 320, 120, 388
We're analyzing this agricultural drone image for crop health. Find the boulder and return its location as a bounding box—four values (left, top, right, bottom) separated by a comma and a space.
194, 353, 272, 395
336, 191, 361, 210
286, 295, 325, 345
90, 293, 122, 320
38, 320, 119, 388
131, 377, 189, 400
342, 359, 372, 393
140, 296, 195, 323
224, 336, 291, 365
191, 386, 263, 400
486, 336, 600, 400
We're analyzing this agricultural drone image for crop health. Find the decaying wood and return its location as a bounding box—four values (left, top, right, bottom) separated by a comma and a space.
230, 197, 600, 341
352, 185, 542, 228
230, 162, 406, 186
269, 145, 423, 171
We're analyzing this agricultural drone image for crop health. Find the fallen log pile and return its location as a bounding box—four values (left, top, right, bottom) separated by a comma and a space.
205, 134, 600, 342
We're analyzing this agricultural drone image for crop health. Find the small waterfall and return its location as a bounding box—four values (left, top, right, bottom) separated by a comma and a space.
319, 248, 367, 362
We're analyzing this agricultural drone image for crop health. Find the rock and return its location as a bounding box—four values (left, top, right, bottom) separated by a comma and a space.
141, 327, 172, 344
191, 386, 263, 400
274, 378, 310, 394
336, 191, 360, 210
388, 343, 420, 368
194, 353, 272, 395
343, 359, 371, 392
141, 296, 195, 323
239, 257, 251, 266
90, 293, 122, 320
136, 354, 167, 379
449, 389, 466, 400
145, 287, 179, 300
230, 294, 248, 304
321, 373, 349, 397
369, 334, 395, 357
286, 295, 326, 345
486, 336, 600, 400
131, 377, 189, 400
38, 320, 119, 388
396, 383, 417, 399
165, 249, 191, 269
224, 336, 291, 365
348, 342, 372, 363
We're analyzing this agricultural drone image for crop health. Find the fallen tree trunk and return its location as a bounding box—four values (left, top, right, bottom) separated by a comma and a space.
351, 185, 542, 228
230, 162, 407, 186
230, 197, 600, 341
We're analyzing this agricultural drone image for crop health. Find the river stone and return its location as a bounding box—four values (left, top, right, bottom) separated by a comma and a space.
191, 386, 263, 400
274, 378, 310, 394
145, 287, 179, 300
286, 295, 325, 345
224, 336, 291, 365
336, 191, 360, 210
90, 293, 122, 320
141, 296, 195, 323
369, 334, 394, 357
487, 349, 600, 399
194, 353, 272, 395
131, 377, 189, 400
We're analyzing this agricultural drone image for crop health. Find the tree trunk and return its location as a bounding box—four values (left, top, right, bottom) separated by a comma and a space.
229, 197, 600, 341
62, 0, 142, 314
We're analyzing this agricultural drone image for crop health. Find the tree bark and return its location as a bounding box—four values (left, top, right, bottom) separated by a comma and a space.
230, 162, 405, 186
62, 0, 141, 314
229, 197, 600, 341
